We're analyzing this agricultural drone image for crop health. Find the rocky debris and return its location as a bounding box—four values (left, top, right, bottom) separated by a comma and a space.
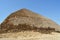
0, 8, 60, 33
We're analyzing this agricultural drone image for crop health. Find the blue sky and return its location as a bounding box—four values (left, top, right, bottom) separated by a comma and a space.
0, 0, 60, 25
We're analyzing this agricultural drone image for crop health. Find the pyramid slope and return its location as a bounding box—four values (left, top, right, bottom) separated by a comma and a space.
1, 8, 60, 33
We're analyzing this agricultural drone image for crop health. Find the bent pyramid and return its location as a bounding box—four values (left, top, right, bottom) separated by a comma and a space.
1, 8, 60, 33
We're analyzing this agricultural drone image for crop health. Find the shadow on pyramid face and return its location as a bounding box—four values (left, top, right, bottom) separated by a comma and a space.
0, 24, 56, 34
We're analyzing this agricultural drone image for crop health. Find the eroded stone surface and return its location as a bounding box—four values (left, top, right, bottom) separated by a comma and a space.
0, 8, 60, 33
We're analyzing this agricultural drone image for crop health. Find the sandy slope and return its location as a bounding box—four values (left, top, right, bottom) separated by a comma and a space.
0, 31, 60, 40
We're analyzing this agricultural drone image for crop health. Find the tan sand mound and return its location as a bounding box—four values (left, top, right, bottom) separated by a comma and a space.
0, 8, 60, 40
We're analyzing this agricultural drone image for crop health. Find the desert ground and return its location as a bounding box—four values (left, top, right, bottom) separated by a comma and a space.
0, 31, 60, 40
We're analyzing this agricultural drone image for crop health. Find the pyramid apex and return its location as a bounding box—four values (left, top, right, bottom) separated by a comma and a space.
20, 8, 29, 11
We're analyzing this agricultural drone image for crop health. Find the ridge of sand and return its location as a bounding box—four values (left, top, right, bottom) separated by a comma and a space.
0, 31, 60, 40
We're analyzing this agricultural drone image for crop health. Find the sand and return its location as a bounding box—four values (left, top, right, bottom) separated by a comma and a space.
0, 31, 60, 40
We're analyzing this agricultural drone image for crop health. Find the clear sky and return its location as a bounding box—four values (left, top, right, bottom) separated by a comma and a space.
0, 0, 60, 25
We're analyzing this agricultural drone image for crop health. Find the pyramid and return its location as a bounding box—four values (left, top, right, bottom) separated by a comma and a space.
0, 8, 60, 33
